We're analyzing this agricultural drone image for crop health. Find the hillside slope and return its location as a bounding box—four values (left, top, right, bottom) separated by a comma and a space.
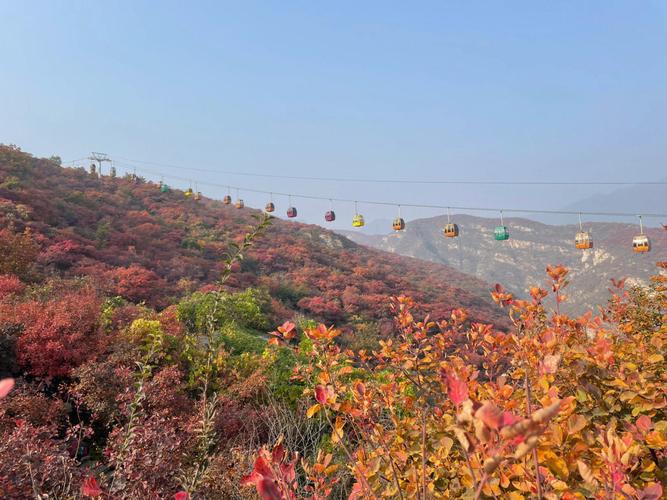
340, 214, 666, 314
0, 146, 507, 328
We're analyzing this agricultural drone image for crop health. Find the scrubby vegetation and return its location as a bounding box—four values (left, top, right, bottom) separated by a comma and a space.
0, 146, 664, 498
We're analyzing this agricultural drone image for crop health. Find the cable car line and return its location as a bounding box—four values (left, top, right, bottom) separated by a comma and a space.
110, 155, 667, 187
110, 160, 667, 219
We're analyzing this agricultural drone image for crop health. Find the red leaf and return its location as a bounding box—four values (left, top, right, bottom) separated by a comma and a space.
272, 443, 285, 464
81, 476, 102, 497
475, 402, 504, 430
315, 385, 328, 405
174, 492, 190, 500
254, 455, 274, 480
636, 415, 652, 434
240, 471, 261, 486
279, 321, 295, 334
0, 378, 14, 399
446, 373, 468, 406
348, 481, 364, 500
257, 478, 282, 500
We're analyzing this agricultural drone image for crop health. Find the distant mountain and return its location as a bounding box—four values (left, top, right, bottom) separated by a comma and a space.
556, 183, 667, 227
0, 146, 508, 330
339, 214, 666, 315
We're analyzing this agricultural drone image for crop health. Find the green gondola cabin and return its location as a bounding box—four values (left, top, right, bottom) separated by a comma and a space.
494, 225, 510, 241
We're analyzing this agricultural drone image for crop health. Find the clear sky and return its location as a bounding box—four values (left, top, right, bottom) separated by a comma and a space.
1, 1, 665, 228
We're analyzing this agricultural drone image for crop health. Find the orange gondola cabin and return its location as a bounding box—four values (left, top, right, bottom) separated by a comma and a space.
575, 231, 593, 249
393, 217, 405, 231
223, 195, 232, 205
443, 223, 459, 238
632, 235, 650, 253
235, 199, 244, 209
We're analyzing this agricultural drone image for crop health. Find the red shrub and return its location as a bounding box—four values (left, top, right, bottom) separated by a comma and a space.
15, 286, 103, 378
0, 274, 24, 298
106, 264, 166, 307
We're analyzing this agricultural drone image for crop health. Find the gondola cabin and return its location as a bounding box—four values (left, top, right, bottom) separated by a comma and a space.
235, 199, 244, 209
325, 210, 336, 222
632, 235, 650, 253
393, 217, 405, 231
443, 223, 459, 238
160, 184, 170, 193
352, 214, 365, 227
194, 192, 202, 201
575, 231, 593, 249
265, 202, 275, 213
184, 188, 193, 198
223, 195, 232, 205
287, 207, 297, 218
494, 225, 510, 241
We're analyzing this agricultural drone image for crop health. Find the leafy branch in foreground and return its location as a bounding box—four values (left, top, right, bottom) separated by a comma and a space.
179, 212, 273, 495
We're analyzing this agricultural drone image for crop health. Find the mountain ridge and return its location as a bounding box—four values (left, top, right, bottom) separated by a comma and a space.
339, 213, 666, 314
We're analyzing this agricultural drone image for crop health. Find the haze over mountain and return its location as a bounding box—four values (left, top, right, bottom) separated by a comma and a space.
339, 214, 666, 315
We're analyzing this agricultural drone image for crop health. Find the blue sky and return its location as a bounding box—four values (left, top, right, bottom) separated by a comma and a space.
1, 1, 665, 228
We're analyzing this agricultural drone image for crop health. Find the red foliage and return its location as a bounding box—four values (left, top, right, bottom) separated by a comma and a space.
0, 274, 24, 298
106, 264, 166, 307
13, 286, 104, 378
81, 476, 103, 497
0, 146, 509, 327
39, 239, 85, 269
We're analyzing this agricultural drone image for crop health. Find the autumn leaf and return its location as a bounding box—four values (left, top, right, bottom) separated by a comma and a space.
639, 483, 663, 500
257, 478, 282, 500
635, 415, 652, 434
567, 414, 587, 434
174, 492, 189, 500
540, 354, 561, 374
81, 476, 103, 498
306, 403, 321, 418
577, 460, 596, 484
315, 385, 328, 405
544, 452, 569, 480
446, 373, 468, 406
475, 402, 504, 430
0, 378, 14, 398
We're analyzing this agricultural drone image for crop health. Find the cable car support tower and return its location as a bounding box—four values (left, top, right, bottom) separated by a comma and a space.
88, 152, 111, 176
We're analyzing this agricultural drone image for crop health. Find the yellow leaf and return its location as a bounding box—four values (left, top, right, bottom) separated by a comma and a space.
507, 493, 524, 500
306, 403, 321, 418
567, 414, 587, 434
646, 431, 667, 449
647, 353, 664, 363
577, 460, 596, 484
324, 464, 339, 475
545, 453, 569, 480
551, 422, 564, 446
552, 480, 569, 491
331, 416, 345, 444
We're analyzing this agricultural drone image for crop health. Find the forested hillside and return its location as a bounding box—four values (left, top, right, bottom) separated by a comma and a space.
0, 145, 505, 330
0, 146, 664, 499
